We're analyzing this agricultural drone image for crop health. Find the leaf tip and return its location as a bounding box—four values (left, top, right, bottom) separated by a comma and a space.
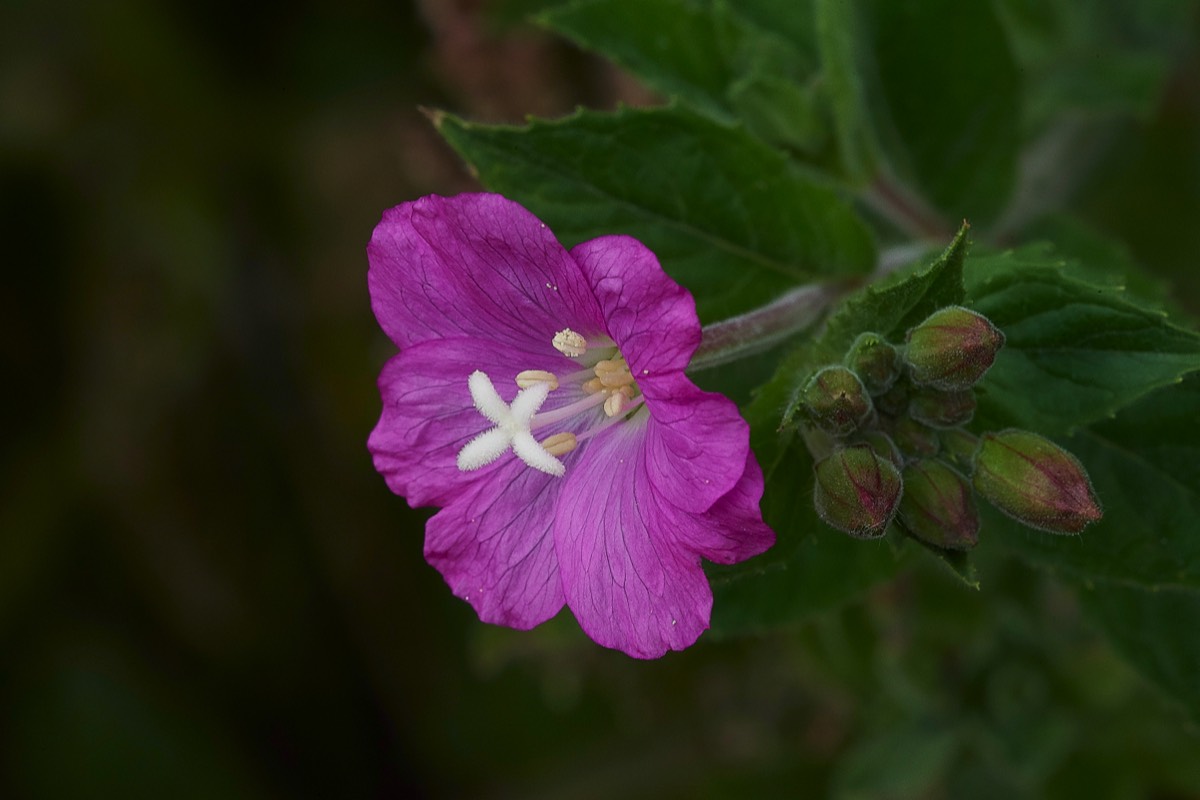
421, 106, 449, 130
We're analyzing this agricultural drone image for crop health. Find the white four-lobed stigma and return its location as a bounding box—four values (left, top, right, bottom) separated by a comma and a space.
456, 370, 566, 477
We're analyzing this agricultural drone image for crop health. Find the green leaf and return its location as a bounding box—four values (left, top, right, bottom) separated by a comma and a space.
990, 376, 1200, 591
1076, 581, 1200, 723
540, 0, 743, 122
1019, 215, 1175, 311
966, 245, 1200, 433
1092, 372, 1200, 490
995, 0, 1196, 132
539, 0, 823, 149
895, 529, 980, 590
434, 105, 876, 322
728, 70, 828, 153
818, 0, 1021, 224
866, 0, 1021, 224
814, 0, 880, 182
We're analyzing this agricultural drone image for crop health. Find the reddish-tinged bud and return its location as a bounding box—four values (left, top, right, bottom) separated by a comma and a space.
855, 430, 903, 469
939, 428, 980, 471
972, 430, 1102, 534
904, 306, 1005, 390
813, 445, 903, 539
845, 332, 901, 395
909, 387, 977, 429
899, 459, 980, 550
800, 366, 873, 436
889, 415, 940, 459
875, 381, 910, 417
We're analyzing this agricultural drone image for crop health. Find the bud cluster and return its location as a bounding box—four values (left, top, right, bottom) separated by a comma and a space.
799, 306, 1101, 547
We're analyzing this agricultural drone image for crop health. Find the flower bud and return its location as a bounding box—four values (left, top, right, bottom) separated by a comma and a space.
899, 459, 980, 550
874, 381, 910, 418
972, 430, 1102, 534
888, 415, 940, 459
855, 429, 903, 469
844, 332, 901, 395
813, 445, 903, 539
908, 386, 977, 429
939, 428, 980, 471
800, 366, 872, 436
904, 306, 1005, 390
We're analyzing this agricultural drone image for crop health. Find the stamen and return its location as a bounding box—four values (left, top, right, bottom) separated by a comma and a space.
515, 369, 559, 390
552, 329, 588, 358
603, 392, 628, 417
454, 343, 643, 477
577, 396, 646, 442
599, 369, 634, 389
530, 390, 608, 429
561, 365, 599, 384
539, 432, 578, 457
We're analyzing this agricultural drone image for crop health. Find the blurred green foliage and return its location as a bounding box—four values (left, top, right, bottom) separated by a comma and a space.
2, 0, 1200, 798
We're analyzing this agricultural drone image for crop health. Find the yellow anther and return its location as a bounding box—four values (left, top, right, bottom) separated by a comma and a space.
604, 392, 629, 417
593, 359, 623, 375
582, 377, 604, 394
539, 432, 578, 456
552, 329, 587, 358
619, 385, 636, 400
599, 369, 634, 389
515, 370, 559, 391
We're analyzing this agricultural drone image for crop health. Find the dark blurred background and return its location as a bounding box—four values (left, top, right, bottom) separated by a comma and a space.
3, 1, 1199, 798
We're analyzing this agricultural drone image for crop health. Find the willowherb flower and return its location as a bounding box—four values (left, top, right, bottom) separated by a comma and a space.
367, 193, 774, 659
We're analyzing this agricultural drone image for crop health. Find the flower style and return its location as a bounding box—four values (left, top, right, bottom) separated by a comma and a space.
367, 193, 774, 658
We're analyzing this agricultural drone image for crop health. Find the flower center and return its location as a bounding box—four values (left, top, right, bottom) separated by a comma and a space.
455, 328, 645, 477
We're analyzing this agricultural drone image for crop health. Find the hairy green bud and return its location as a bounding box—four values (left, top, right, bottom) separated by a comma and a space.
889, 415, 940, 459
899, 459, 980, 550
939, 428, 980, 471
813, 445, 903, 539
845, 332, 901, 395
904, 306, 1005, 390
800, 366, 873, 436
973, 430, 1102, 534
855, 429, 904, 469
875, 381, 910, 418
908, 386, 977, 429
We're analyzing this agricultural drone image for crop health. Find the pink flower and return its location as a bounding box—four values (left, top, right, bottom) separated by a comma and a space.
368, 193, 774, 658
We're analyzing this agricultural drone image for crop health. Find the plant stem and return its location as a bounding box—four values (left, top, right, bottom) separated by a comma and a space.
689, 282, 851, 372
862, 173, 955, 241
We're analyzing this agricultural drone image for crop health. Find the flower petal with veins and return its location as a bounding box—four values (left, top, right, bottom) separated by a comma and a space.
368, 193, 775, 658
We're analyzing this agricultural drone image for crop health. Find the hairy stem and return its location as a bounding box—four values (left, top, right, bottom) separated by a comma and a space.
689, 282, 850, 372
862, 173, 955, 241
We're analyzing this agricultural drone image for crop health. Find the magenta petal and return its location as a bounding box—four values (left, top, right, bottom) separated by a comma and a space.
640, 373, 751, 513
368, 338, 569, 508
570, 235, 748, 513
556, 422, 714, 658
368, 194, 606, 353
426, 461, 565, 630
569, 235, 700, 377
672, 453, 775, 564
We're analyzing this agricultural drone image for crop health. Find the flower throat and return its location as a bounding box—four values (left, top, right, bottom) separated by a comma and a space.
455, 327, 645, 477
